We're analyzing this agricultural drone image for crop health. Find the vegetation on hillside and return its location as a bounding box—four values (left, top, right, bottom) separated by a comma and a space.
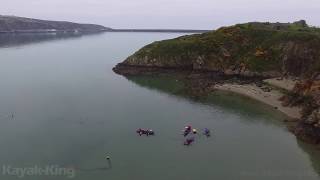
122, 20, 320, 77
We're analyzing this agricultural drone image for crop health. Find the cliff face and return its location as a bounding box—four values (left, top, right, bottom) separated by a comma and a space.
284, 74, 320, 143
114, 21, 320, 78
113, 21, 320, 145
0, 15, 110, 32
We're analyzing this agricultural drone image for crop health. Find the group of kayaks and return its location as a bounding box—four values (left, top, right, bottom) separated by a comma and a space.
136, 125, 211, 146
182, 125, 210, 146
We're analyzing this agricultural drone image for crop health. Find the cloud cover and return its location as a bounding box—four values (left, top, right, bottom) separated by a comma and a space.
1, 0, 319, 29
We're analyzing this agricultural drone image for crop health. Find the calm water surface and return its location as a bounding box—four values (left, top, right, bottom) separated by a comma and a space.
0, 33, 320, 180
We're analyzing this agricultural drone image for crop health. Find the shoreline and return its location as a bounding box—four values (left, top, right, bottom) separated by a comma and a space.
214, 83, 302, 120
113, 64, 302, 119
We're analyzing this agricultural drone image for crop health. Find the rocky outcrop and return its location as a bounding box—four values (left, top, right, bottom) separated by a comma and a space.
0, 15, 110, 33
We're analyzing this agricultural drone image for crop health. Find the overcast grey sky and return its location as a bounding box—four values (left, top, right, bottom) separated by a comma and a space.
1, 0, 320, 29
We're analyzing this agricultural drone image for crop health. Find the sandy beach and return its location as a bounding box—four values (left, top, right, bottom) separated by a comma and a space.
214, 83, 301, 119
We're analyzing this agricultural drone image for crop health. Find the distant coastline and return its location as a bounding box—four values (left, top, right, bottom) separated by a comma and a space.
0, 15, 209, 34
0, 29, 102, 34
0, 29, 210, 34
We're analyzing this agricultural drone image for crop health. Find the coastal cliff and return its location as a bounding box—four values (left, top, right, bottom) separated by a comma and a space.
283, 74, 320, 143
0, 15, 110, 33
113, 20, 320, 145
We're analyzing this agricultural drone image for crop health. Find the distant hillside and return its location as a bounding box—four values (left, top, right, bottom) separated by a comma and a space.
0, 15, 110, 33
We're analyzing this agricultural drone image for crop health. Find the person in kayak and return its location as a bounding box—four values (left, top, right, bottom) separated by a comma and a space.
147, 129, 155, 136
183, 125, 192, 137
185, 125, 191, 131
184, 137, 195, 146
136, 129, 146, 136
203, 128, 210, 137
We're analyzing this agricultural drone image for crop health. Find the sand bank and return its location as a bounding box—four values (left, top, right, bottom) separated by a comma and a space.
214, 83, 301, 119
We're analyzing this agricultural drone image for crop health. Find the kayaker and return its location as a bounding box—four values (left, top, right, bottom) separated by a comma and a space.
147, 129, 155, 135
183, 125, 192, 136
203, 128, 210, 137
136, 128, 146, 136
183, 128, 191, 137
184, 137, 195, 146
192, 128, 197, 134
185, 125, 192, 131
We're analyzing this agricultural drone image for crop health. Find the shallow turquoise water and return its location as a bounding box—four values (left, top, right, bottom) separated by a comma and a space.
0, 33, 319, 180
